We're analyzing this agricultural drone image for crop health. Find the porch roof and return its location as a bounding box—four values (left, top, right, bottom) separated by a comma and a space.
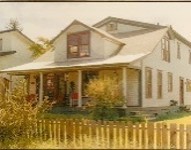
0, 53, 146, 73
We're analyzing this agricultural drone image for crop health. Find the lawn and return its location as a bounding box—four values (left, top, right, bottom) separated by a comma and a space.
158, 115, 191, 124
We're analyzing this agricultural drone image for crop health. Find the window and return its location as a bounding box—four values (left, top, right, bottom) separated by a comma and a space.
106, 22, 117, 31
67, 31, 90, 58
145, 67, 152, 98
186, 79, 191, 92
168, 72, 173, 92
177, 42, 181, 59
0, 39, 2, 51
157, 70, 163, 99
189, 50, 191, 64
161, 38, 170, 62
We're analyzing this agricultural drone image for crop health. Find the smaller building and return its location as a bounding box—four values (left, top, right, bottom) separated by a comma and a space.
0, 29, 34, 90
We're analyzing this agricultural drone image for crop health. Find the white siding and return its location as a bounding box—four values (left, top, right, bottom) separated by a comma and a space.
140, 36, 191, 107
99, 22, 145, 34
54, 24, 120, 62
0, 32, 33, 70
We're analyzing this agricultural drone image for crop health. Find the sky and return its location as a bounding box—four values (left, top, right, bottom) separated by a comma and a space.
1, 2, 191, 42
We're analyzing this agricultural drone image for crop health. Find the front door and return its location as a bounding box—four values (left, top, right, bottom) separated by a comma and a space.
179, 78, 184, 105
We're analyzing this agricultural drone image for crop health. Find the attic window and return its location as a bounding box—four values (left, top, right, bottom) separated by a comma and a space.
106, 22, 117, 31
67, 31, 90, 58
0, 39, 2, 51
177, 42, 181, 59
161, 38, 170, 62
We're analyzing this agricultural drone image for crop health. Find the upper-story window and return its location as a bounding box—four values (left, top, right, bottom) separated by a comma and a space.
189, 50, 191, 64
145, 67, 152, 99
67, 31, 90, 58
106, 22, 117, 31
161, 38, 170, 62
0, 39, 2, 51
177, 42, 181, 59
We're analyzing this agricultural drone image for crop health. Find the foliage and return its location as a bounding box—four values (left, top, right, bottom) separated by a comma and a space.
86, 77, 124, 120
29, 37, 53, 58
6, 18, 23, 31
154, 111, 191, 121
0, 79, 52, 148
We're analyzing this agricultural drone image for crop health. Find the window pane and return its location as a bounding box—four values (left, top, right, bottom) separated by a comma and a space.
79, 45, 89, 57
80, 33, 89, 45
69, 45, 78, 57
68, 34, 78, 45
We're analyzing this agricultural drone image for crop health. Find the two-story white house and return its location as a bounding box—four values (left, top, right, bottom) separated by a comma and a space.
2, 17, 191, 109
0, 29, 34, 90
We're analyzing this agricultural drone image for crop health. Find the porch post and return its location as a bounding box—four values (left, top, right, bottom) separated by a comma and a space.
39, 72, 43, 105
122, 67, 127, 108
78, 70, 82, 107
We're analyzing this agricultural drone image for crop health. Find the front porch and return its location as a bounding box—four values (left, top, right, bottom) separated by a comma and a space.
10, 66, 142, 108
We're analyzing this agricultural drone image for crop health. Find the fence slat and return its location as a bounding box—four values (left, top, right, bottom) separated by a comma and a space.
141, 122, 146, 149
179, 124, 185, 149
147, 122, 154, 149
186, 124, 191, 149
162, 123, 168, 149
170, 123, 177, 149
108, 121, 114, 148
156, 123, 162, 149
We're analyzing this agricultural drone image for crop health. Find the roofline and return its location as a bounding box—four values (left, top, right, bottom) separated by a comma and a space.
0, 29, 16, 34
171, 28, 191, 48
51, 20, 125, 45
0, 29, 35, 44
93, 16, 167, 29
0, 63, 130, 74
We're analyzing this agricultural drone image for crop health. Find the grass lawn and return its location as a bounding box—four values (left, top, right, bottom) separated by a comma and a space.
158, 115, 191, 124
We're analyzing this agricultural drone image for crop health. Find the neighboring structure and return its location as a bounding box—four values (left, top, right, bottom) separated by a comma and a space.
0, 29, 34, 89
2, 17, 191, 108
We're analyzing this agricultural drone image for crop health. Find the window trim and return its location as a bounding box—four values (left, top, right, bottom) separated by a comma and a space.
186, 79, 191, 92
106, 22, 118, 31
189, 50, 191, 64
67, 30, 90, 58
168, 72, 173, 92
145, 67, 152, 99
177, 42, 181, 59
161, 37, 170, 62
0, 39, 2, 51
157, 70, 163, 99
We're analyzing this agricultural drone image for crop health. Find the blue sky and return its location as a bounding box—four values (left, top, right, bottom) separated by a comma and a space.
0, 2, 191, 42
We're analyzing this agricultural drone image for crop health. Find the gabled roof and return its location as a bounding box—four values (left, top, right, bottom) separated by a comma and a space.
0, 27, 169, 73
51, 20, 125, 45
93, 16, 166, 29
0, 29, 34, 44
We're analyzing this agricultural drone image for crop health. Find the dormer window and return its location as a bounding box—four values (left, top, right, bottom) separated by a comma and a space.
0, 39, 2, 51
161, 37, 170, 62
106, 22, 117, 31
67, 31, 90, 58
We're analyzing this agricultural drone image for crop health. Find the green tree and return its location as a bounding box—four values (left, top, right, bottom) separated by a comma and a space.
29, 37, 53, 58
6, 18, 23, 31
0, 79, 52, 148
86, 77, 124, 120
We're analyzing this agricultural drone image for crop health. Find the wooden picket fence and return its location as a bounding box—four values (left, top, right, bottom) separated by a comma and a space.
29, 119, 191, 149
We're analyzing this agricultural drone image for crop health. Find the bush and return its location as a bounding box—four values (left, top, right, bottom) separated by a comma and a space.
0, 79, 52, 148
86, 77, 124, 121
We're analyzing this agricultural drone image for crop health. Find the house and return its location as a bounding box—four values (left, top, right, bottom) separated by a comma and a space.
0, 29, 34, 90
2, 16, 191, 108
